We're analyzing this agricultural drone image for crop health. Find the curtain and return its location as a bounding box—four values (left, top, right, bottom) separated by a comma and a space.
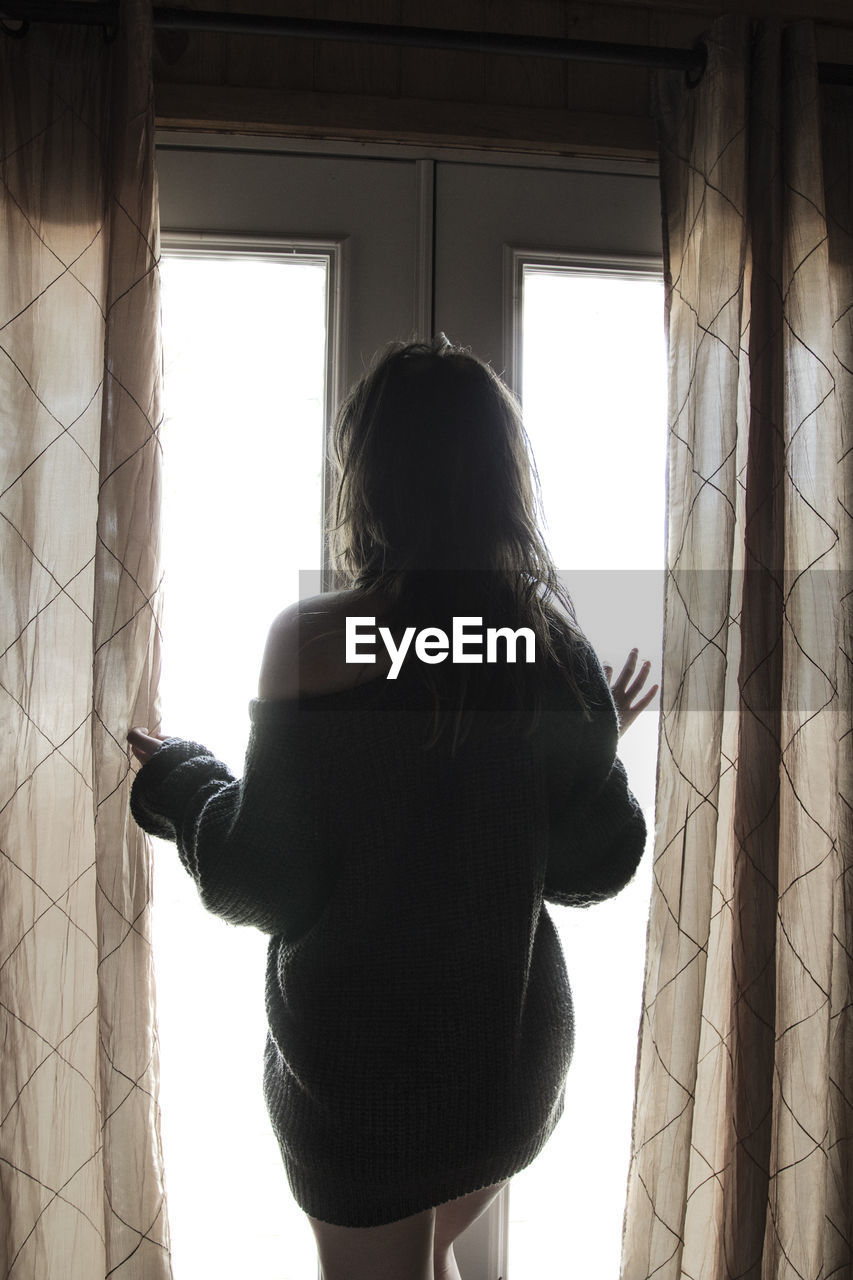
0, 3, 170, 1276
622, 16, 852, 1280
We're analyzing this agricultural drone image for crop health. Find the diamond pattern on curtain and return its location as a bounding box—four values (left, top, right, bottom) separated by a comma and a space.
0, 4, 170, 1277
621, 16, 853, 1280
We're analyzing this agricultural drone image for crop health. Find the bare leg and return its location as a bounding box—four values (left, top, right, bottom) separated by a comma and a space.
434, 1246, 463, 1280
308, 1206, 436, 1280
433, 1181, 509, 1280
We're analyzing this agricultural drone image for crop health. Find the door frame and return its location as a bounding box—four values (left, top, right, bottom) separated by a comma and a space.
153, 130, 662, 1280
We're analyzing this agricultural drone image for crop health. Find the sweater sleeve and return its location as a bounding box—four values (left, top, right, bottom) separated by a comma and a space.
541, 641, 647, 907
129, 713, 334, 938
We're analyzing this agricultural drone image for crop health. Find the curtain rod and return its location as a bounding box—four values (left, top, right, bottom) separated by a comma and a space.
2, 2, 853, 85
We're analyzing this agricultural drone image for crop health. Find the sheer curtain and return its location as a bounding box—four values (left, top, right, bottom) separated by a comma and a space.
622, 16, 852, 1279
0, 3, 170, 1276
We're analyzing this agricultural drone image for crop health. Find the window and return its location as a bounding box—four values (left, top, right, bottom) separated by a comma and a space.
153, 240, 339, 1280
508, 257, 666, 1279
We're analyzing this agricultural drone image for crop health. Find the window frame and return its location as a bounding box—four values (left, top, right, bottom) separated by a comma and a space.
502, 248, 664, 399
153, 161, 665, 1280
160, 231, 347, 582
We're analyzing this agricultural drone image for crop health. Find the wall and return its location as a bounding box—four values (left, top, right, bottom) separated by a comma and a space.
153, 0, 853, 157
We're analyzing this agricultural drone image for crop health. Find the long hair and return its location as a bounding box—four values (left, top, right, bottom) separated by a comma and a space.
327, 337, 590, 749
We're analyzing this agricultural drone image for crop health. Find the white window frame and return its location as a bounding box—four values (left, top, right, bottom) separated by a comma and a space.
160, 231, 348, 583
500, 250, 665, 1280
502, 248, 664, 399
157, 233, 350, 1280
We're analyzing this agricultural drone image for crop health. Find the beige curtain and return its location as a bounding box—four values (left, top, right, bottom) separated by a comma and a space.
622, 16, 852, 1280
0, 4, 170, 1276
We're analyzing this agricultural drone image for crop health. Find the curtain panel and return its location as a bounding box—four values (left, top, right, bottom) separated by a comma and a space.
0, 4, 170, 1277
622, 17, 852, 1280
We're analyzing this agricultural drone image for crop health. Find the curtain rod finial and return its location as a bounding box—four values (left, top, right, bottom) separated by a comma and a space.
0, 14, 29, 37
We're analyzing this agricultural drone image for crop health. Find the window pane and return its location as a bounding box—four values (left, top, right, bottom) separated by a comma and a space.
153, 252, 328, 1280
509, 267, 666, 1279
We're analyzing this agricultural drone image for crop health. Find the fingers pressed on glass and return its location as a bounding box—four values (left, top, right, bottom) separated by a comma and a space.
624, 660, 652, 699
613, 649, 638, 689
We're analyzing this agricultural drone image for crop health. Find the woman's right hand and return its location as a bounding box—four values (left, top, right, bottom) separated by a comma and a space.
603, 650, 658, 736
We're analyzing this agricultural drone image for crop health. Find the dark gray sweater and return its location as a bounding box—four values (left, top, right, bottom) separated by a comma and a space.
130, 642, 646, 1226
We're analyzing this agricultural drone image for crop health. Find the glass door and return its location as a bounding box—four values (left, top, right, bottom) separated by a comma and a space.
507, 256, 665, 1279
153, 137, 665, 1280
153, 239, 336, 1280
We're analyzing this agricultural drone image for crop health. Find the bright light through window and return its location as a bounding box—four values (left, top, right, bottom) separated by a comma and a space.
509, 265, 666, 1280
152, 252, 666, 1280
153, 249, 328, 1280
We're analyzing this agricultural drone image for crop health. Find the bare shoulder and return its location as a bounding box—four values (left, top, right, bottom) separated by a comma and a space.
258, 589, 392, 699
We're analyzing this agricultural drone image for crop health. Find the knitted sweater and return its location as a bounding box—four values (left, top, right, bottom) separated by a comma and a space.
130, 640, 646, 1227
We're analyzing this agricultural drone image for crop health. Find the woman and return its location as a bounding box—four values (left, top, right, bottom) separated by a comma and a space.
128, 338, 656, 1280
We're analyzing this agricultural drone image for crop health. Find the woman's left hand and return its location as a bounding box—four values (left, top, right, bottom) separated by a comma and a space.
127, 727, 170, 765
603, 650, 659, 737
